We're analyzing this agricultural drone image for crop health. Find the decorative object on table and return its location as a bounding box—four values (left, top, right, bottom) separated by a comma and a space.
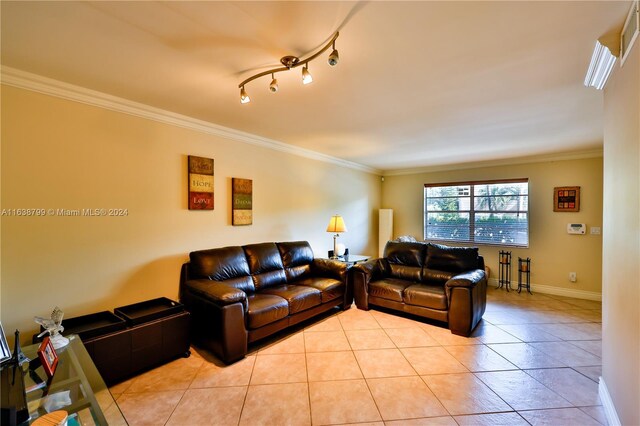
517, 257, 532, 294
553, 186, 580, 212
34, 307, 69, 349
32, 410, 68, 426
497, 250, 512, 291
36, 337, 58, 380
238, 31, 340, 104
232, 178, 253, 225
0, 323, 10, 366
326, 214, 347, 259
188, 155, 214, 210
1, 330, 30, 425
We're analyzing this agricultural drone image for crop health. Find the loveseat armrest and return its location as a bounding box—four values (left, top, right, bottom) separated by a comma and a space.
445, 269, 486, 289
184, 279, 248, 310
351, 259, 387, 310
311, 258, 348, 282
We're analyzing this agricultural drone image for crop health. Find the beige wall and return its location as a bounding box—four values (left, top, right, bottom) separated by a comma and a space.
382, 158, 603, 297
602, 34, 639, 425
0, 85, 381, 343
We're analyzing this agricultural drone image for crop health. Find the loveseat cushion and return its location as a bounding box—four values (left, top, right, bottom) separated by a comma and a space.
246, 294, 289, 329
422, 269, 456, 285
244, 243, 287, 290
277, 241, 313, 281
295, 277, 344, 303
189, 246, 254, 293
384, 242, 427, 281
426, 244, 479, 273
369, 278, 414, 302
404, 284, 447, 310
261, 284, 322, 314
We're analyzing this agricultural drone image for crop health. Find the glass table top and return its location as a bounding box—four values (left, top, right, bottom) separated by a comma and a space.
21, 334, 127, 425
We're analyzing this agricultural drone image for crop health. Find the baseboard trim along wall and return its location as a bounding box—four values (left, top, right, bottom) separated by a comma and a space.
487, 278, 602, 301
599, 378, 622, 426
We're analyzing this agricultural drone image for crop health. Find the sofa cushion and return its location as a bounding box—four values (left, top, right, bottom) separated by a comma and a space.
384, 242, 427, 281
295, 277, 344, 303
260, 285, 322, 314
189, 246, 255, 293
246, 294, 289, 329
404, 284, 447, 310
426, 244, 479, 273
369, 278, 414, 302
277, 241, 313, 281
384, 241, 427, 266
422, 268, 456, 285
244, 243, 287, 290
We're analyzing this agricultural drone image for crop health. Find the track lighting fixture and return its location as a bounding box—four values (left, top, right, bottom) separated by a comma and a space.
269, 74, 279, 93
238, 32, 339, 104
301, 64, 313, 85
240, 86, 250, 104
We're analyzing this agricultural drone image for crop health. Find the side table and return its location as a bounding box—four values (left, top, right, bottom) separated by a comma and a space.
324, 255, 371, 309
22, 335, 127, 425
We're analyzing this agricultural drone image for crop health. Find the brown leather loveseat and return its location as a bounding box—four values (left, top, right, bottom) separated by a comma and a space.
352, 241, 486, 336
180, 241, 348, 363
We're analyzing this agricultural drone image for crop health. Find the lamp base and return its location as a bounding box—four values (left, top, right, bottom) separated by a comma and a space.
331, 234, 339, 259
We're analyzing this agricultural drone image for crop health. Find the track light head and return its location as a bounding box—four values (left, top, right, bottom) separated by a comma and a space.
269, 74, 279, 93
328, 41, 339, 66
302, 64, 313, 85
240, 86, 250, 104
328, 49, 339, 66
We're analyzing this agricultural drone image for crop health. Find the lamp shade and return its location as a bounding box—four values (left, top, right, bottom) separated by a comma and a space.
326, 215, 347, 233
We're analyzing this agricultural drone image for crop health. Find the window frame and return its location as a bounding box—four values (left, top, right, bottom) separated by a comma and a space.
423, 178, 529, 248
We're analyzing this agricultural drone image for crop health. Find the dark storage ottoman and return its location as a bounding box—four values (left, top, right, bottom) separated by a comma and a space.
35, 298, 191, 386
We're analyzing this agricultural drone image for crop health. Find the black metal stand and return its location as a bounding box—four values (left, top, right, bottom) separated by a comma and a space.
518, 257, 532, 294
497, 250, 512, 291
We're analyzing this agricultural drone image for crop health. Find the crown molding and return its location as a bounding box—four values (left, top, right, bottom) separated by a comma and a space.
1, 66, 380, 175
383, 148, 604, 176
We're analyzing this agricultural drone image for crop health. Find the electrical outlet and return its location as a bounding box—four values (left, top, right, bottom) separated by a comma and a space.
569, 272, 577, 282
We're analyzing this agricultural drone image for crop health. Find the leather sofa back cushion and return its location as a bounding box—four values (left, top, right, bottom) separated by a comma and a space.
423, 268, 456, 285
244, 243, 287, 290
389, 264, 422, 282
189, 246, 255, 293
277, 241, 313, 281
426, 244, 479, 272
384, 242, 427, 267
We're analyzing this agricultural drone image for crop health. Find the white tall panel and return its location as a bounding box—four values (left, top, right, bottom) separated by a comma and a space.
379, 209, 393, 257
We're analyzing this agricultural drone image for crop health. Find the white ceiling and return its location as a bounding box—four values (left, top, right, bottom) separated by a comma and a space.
1, 1, 629, 172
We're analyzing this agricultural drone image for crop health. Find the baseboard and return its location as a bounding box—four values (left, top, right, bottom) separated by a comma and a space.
487, 278, 601, 301
599, 377, 622, 426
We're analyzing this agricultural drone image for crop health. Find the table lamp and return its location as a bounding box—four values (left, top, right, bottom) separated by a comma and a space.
326, 214, 347, 259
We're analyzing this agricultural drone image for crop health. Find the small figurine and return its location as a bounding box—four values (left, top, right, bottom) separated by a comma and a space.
34, 307, 69, 349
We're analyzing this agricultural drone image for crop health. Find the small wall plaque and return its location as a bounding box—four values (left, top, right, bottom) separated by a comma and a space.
188, 156, 214, 210
553, 186, 580, 212
232, 178, 252, 225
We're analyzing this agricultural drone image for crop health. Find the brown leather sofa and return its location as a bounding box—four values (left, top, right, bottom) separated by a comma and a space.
180, 241, 349, 363
352, 241, 487, 336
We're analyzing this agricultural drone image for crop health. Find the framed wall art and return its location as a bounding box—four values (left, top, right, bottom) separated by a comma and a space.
232, 178, 252, 225
188, 156, 214, 210
553, 186, 580, 212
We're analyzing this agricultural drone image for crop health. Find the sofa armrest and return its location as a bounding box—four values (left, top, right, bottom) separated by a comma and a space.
445, 269, 486, 289
184, 279, 247, 309
311, 258, 348, 282
351, 259, 387, 310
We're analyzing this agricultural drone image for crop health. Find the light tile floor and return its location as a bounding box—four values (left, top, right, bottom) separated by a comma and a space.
110, 289, 605, 425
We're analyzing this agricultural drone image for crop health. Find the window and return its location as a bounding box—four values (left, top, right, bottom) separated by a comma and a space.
424, 179, 529, 247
